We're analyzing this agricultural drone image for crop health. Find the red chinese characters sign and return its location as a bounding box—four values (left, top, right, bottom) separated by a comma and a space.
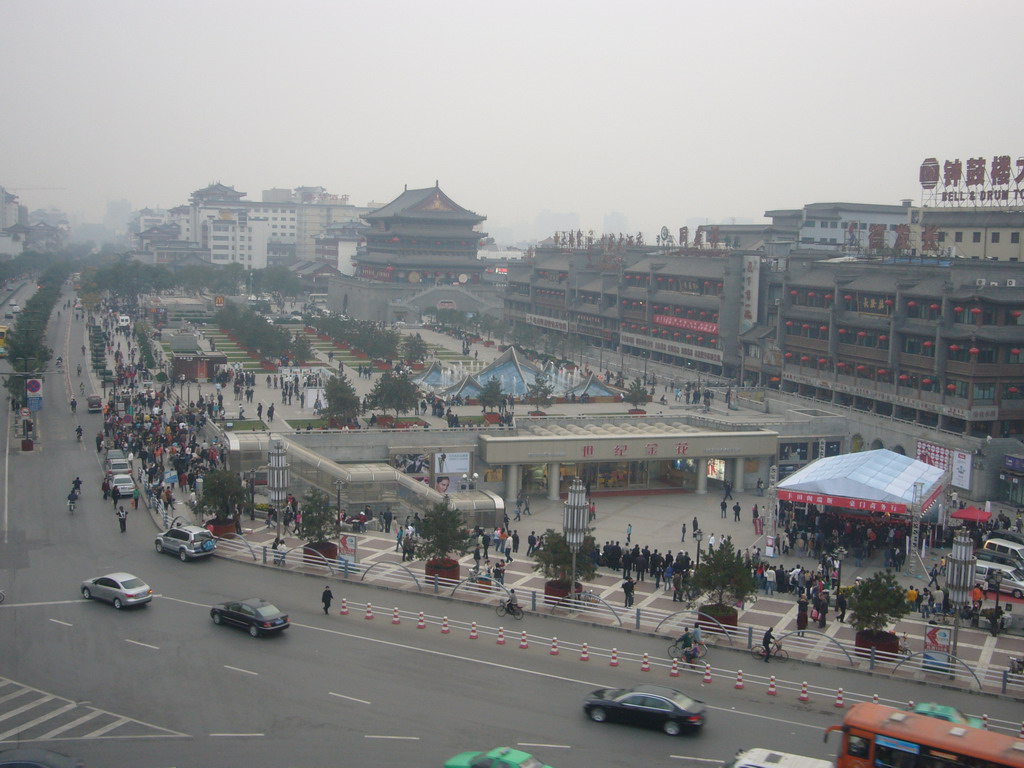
777, 490, 907, 515
920, 155, 1024, 205
653, 315, 719, 334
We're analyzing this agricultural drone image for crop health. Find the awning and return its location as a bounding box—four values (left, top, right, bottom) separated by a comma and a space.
950, 505, 991, 523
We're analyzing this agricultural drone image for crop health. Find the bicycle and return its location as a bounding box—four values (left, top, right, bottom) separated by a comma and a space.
495, 601, 524, 620
751, 641, 789, 662
668, 640, 708, 661
67, 495, 77, 514
897, 632, 911, 657
79, 382, 85, 396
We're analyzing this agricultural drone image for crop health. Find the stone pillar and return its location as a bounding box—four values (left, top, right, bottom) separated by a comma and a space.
547, 461, 560, 501
696, 457, 708, 495
505, 463, 520, 503
733, 457, 745, 493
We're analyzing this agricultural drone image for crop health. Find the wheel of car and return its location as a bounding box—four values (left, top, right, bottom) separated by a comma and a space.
589, 707, 607, 723
179, 549, 189, 562
212, 611, 222, 625
155, 540, 163, 553
248, 624, 260, 638
1013, 589, 1023, 600
113, 598, 123, 610
663, 720, 682, 736
81, 587, 91, 600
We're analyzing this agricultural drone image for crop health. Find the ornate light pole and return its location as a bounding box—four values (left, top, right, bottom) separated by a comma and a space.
909, 481, 924, 576
563, 476, 588, 596
945, 531, 975, 661
267, 440, 289, 541
694, 528, 704, 571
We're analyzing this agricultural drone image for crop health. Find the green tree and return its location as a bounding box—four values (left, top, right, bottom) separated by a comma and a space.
511, 323, 541, 351
324, 371, 360, 425
526, 373, 554, 413
197, 470, 248, 524
402, 333, 431, 363
478, 376, 503, 412
625, 377, 649, 409
296, 488, 340, 545
368, 372, 419, 416
289, 332, 314, 364
415, 501, 474, 567
692, 538, 757, 610
531, 529, 599, 587
847, 571, 912, 635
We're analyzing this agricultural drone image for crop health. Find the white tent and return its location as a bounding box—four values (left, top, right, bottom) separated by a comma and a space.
776, 449, 945, 515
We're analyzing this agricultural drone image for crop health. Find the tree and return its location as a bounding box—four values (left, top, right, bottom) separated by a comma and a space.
402, 334, 431, 363
847, 571, 912, 635
415, 501, 474, 567
531, 529, 599, 587
289, 332, 314, 364
478, 376, 504, 412
296, 488, 340, 545
368, 372, 419, 417
197, 470, 248, 524
526, 373, 554, 413
625, 377, 649, 409
692, 538, 757, 611
324, 371, 360, 425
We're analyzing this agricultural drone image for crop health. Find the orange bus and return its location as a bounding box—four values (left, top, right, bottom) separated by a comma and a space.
825, 702, 1024, 768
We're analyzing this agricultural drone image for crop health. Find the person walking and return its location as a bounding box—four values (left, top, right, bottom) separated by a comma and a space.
622, 575, 635, 607
723, 480, 734, 500
836, 591, 848, 623
720, 499, 727, 518
111, 485, 121, 508
625, 523, 632, 545
321, 585, 334, 615
116, 505, 127, 533
732, 502, 741, 522
680, 523, 686, 542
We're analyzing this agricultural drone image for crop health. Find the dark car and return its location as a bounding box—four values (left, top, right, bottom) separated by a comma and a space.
583, 684, 705, 736
210, 598, 289, 638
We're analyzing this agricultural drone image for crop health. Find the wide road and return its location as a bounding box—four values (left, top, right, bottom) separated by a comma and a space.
1, 301, 1023, 768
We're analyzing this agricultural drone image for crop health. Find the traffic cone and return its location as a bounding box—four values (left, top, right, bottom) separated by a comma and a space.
735, 669, 744, 689
391, 607, 401, 625
497, 626, 505, 645
834, 688, 845, 708
872, 693, 879, 705
610, 648, 619, 667
417, 611, 426, 629
364, 603, 374, 620
469, 621, 479, 640
670, 658, 680, 677
908, 701, 914, 710
767, 675, 777, 695
580, 643, 590, 661
982, 713, 989, 730
550, 637, 559, 656
339, 598, 349, 615
519, 631, 529, 649
641, 652, 651, 672
799, 682, 809, 702
441, 616, 450, 634
703, 663, 712, 683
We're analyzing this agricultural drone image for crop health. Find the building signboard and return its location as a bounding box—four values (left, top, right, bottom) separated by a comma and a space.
526, 314, 569, 333
951, 450, 972, 491
651, 315, 719, 334
920, 155, 1024, 205
741, 253, 760, 333
620, 332, 723, 363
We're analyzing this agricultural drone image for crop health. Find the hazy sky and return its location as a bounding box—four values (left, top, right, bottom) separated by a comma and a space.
4, 0, 1022, 243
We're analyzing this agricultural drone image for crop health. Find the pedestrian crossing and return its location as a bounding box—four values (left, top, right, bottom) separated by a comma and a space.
0, 676, 187, 744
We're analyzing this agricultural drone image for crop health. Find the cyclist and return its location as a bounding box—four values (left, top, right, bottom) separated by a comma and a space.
676, 626, 698, 664
79, 382, 85, 396
67, 490, 78, 512
70, 397, 77, 414
81, 345, 86, 356
75, 425, 83, 441
77, 364, 82, 377
56, 356, 63, 369
761, 626, 775, 663
72, 477, 83, 493
504, 588, 519, 613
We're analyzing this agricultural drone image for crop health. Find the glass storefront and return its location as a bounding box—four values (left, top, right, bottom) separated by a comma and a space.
522, 459, 700, 493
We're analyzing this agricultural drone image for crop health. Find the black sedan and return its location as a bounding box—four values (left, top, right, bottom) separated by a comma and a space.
210, 598, 290, 638
583, 684, 705, 736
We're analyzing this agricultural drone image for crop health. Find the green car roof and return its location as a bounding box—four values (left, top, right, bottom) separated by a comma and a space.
444, 746, 553, 768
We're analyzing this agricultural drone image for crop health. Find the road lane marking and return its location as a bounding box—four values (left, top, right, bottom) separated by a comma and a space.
211, 733, 264, 737
365, 735, 419, 740
49, 619, 73, 627
519, 743, 571, 749
125, 639, 160, 650
670, 757, 724, 763
223, 665, 258, 676
0, 600, 83, 608
329, 692, 371, 705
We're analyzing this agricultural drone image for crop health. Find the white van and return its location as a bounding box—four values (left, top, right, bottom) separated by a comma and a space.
975, 560, 1024, 599
725, 749, 833, 768
982, 538, 1024, 568
117, 314, 131, 329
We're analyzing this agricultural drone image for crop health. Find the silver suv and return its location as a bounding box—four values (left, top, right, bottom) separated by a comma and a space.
155, 525, 217, 561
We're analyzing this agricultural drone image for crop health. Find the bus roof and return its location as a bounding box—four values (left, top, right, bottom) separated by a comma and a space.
842, 702, 1024, 766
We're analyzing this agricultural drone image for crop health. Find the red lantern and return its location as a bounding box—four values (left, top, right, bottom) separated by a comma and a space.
844, 294, 854, 301
884, 299, 894, 306
1010, 387, 1021, 394
818, 358, 827, 365
857, 331, 867, 338
700, 311, 707, 318
969, 347, 980, 355
879, 335, 889, 342
922, 378, 932, 385
819, 325, 829, 332
801, 355, 810, 362
825, 293, 834, 300
704, 281, 710, 286
790, 290, 798, 296
685, 334, 693, 340
898, 374, 910, 381
770, 376, 781, 382
923, 340, 934, 348
954, 306, 964, 313
1013, 310, 1023, 318
946, 383, 957, 392
784, 352, 793, 359
970, 307, 982, 315
785, 320, 793, 327
800, 323, 809, 330
837, 362, 846, 368
1012, 348, 1022, 355
907, 300, 918, 308
808, 291, 816, 298
877, 369, 887, 375
697, 336, 704, 342
930, 303, 940, 311
856, 365, 867, 371
673, 332, 680, 337
838, 328, 847, 335
949, 344, 961, 352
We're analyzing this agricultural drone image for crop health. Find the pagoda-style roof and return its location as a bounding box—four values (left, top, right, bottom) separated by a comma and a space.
364, 185, 485, 227
191, 183, 246, 204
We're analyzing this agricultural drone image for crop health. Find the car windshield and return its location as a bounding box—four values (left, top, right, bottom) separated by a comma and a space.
193, 531, 214, 541
120, 578, 146, 589
518, 758, 544, 768
255, 605, 282, 618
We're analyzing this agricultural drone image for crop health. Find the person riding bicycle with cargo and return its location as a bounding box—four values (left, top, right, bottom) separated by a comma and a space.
504, 588, 519, 613
677, 627, 698, 663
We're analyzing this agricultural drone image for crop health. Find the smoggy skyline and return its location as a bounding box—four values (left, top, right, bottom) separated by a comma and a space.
3, 0, 1021, 243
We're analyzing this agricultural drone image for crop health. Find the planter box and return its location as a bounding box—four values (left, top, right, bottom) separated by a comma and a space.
483, 412, 502, 424
854, 629, 899, 659
425, 559, 460, 583
528, 411, 547, 416
206, 521, 237, 538
696, 604, 738, 635
543, 580, 582, 606
483, 340, 495, 347
373, 361, 392, 371
302, 541, 339, 565
628, 408, 647, 415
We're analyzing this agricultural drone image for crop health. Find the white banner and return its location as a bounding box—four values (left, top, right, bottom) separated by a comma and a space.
951, 450, 972, 491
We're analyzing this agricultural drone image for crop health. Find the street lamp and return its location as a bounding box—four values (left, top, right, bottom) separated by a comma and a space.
945, 531, 975, 664
563, 476, 588, 596
334, 478, 346, 521
992, 570, 1004, 615
694, 528, 704, 571
267, 441, 289, 541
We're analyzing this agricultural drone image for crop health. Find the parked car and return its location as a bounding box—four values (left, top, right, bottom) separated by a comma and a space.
86, 394, 103, 413
110, 474, 135, 496
982, 538, 1024, 567
105, 456, 131, 475
582, 684, 705, 735
984, 529, 1024, 547
81, 573, 153, 609
976, 548, 1021, 569
155, 525, 217, 561
210, 598, 289, 637
445, 747, 552, 768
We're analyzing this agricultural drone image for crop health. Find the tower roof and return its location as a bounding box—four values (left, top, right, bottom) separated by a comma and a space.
364, 185, 485, 226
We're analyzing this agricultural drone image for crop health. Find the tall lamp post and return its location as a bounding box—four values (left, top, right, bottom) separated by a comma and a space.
945, 531, 975, 663
694, 528, 704, 571
563, 477, 588, 596
334, 478, 346, 522
267, 440, 289, 541
909, 481, 924, 577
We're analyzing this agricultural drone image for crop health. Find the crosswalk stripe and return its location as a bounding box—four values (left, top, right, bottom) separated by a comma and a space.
84, 716, 131, 738
0, 694, 54, 723
35, 710, 104, 740
0, 702, 77, 741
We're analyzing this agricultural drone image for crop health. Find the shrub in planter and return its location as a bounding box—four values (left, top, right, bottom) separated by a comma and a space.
296, 488, 341, 564
197, 470, 248, 537
692, 539, 756, 634
532, 529, 598, 605
416, 501, 473, 582
847, 571, 911, 657
628, 409, 647, 415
